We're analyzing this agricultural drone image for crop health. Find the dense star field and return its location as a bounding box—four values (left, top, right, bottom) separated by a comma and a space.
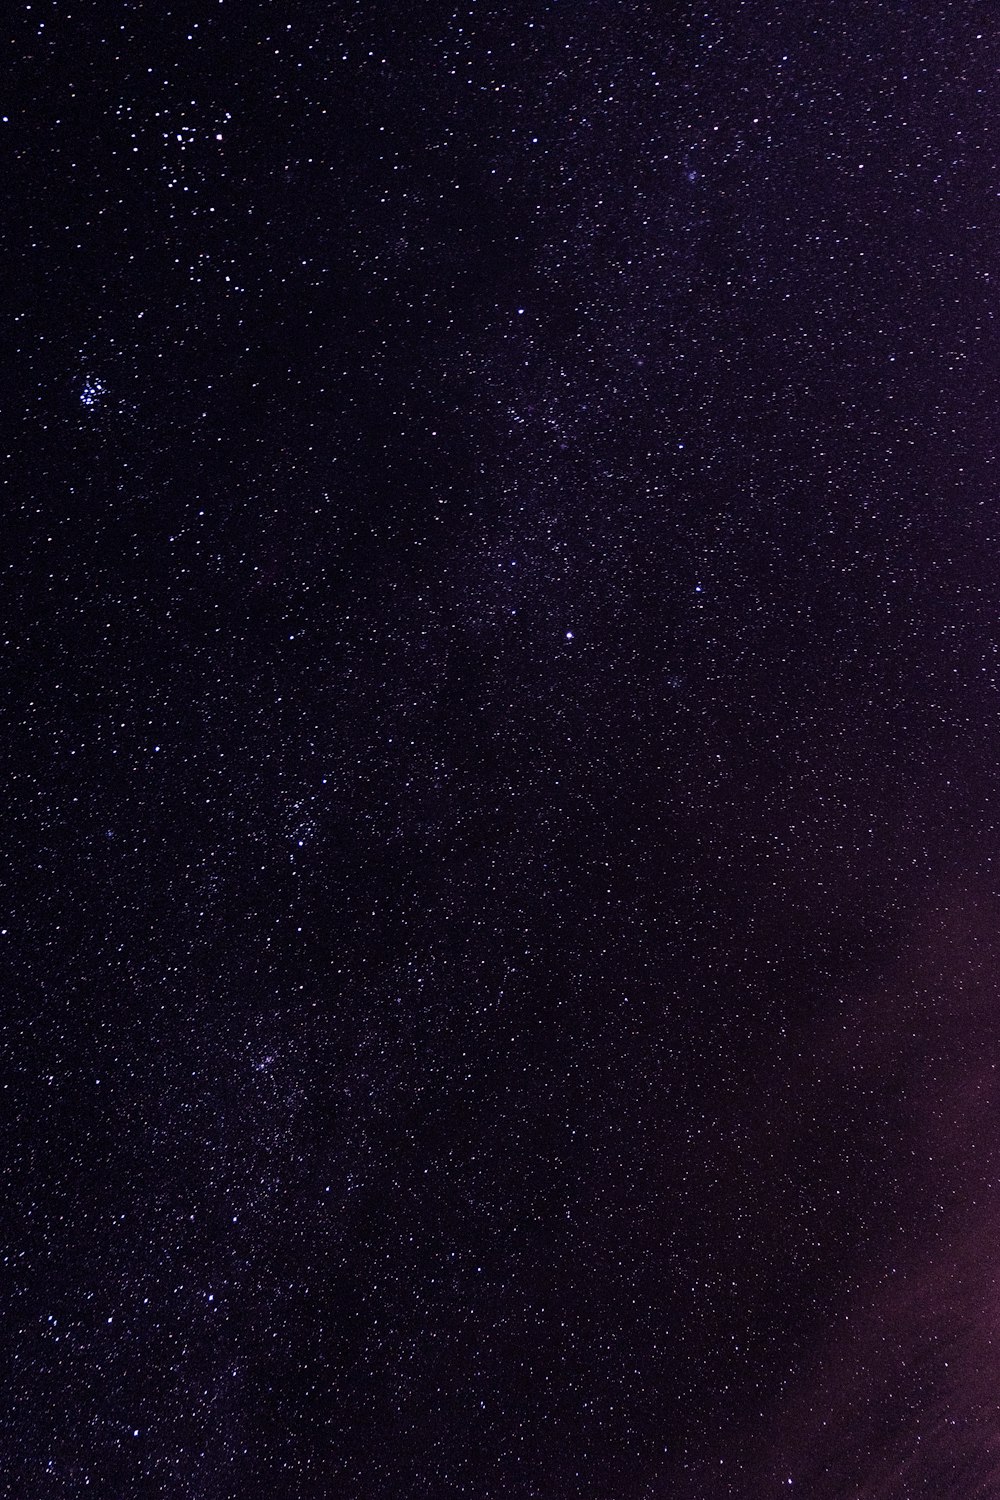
7, 1, 1000, 1495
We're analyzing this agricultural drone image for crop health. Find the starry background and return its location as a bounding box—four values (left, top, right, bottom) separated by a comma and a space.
7, 1, 1000, 1496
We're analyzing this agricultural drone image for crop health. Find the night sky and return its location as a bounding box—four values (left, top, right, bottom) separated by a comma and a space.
8, 2, 1000, 1496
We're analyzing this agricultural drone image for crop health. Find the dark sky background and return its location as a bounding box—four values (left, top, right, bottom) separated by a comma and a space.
7, 1, 1000, 1496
